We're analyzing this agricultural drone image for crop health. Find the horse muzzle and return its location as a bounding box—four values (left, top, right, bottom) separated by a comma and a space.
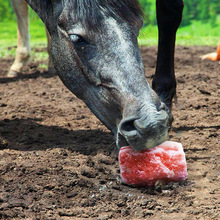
116, 102, 171, 151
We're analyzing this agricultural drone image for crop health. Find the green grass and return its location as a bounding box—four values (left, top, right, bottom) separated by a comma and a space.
0, 18, 47, 59
0, 17, 219, 59
176, 19, 219, 46
139, 17, 220, 46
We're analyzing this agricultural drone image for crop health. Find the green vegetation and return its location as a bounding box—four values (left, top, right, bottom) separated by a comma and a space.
138, 0, 220, 46
139, 16, 220, 46
139, 0, 220, 27
0, 1, 219, 59
0, 18, 47, 59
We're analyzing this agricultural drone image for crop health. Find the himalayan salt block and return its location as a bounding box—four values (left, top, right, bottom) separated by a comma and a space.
119, 141, 187, 187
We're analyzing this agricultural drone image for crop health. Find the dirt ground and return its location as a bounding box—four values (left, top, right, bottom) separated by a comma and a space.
0, 46, 219, 219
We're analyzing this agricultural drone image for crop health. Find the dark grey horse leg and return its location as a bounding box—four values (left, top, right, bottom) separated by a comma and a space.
152, 0, 184, 109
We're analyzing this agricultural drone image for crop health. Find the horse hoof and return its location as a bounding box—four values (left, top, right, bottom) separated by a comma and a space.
154, 88, 176, 129
7, 70, 19, 78
157, 87, 176, 110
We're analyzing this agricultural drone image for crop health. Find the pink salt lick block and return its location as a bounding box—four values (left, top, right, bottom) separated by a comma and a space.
119, 141, 188, 187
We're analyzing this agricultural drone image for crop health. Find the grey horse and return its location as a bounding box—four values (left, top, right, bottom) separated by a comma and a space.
24, 0, 183, 151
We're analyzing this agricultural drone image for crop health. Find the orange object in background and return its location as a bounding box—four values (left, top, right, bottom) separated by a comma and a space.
201, 42, 220, 61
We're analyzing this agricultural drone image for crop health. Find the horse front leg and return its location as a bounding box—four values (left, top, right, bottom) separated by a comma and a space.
152, 0, 184, 109
8, 0, 30, 77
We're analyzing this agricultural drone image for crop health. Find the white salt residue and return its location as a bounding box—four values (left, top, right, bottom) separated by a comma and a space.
148, 147, 165, 155
160, 141, 184, 152
99, 185, 107, 192
149, 142, 186, 166
91, 194, 95, 198
154, 156, 175, 177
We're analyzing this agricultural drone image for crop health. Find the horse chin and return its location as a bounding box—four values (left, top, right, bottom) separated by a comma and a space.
116, 132, 153, 151
116, 127, 169, 152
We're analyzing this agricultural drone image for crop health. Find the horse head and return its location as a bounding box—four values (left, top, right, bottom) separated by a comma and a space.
26, 0, 173, 151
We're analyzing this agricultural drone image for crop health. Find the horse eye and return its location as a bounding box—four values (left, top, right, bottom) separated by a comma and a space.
69, 34, 87, 45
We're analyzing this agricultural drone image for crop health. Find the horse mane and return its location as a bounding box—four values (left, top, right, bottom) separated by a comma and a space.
37, 0, 143, 28
71, 0, 143, 23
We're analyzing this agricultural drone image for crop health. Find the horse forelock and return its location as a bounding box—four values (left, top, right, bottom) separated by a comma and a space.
37, 0, 143, 29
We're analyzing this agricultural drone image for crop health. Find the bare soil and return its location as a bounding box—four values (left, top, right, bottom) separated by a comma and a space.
0, 46, 219, 219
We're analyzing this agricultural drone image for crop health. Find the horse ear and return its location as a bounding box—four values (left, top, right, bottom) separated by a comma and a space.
26, 0, 63, 30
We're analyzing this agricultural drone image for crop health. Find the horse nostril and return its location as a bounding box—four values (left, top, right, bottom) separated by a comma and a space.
120, 118, 136, 132
119, 117, 141, 139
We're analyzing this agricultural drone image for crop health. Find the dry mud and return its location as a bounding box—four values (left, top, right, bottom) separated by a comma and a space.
0, 46, 219, 219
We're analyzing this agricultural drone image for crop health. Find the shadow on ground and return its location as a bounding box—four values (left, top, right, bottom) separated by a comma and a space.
0, 118, 115, 155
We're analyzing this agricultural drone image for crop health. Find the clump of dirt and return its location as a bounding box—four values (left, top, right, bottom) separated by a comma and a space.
0, 46, 219, 219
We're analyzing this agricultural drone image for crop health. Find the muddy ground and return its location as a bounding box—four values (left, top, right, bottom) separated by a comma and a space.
0, 46, 219, 219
